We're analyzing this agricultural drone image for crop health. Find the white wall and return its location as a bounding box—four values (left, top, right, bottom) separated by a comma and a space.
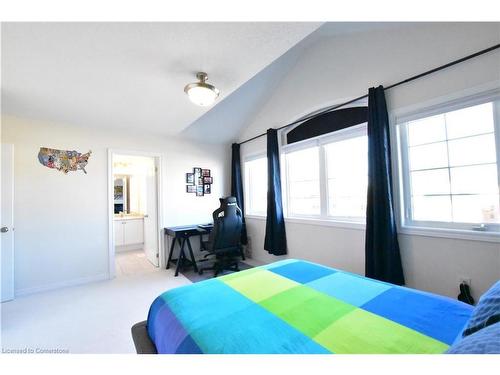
245, 219, 366, 275
1, 116, 230, 295
239, 23, 500, 300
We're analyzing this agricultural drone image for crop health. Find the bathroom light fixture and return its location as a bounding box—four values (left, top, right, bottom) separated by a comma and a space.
184, 72, 220, 107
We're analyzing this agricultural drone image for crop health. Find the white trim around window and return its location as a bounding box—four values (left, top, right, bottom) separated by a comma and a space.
244, 213, 366, 231
391, 87, 500, 242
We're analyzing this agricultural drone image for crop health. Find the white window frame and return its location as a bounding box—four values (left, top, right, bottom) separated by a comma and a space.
392, 88, 500, 242
281, 123, 368, 228
243, 153, 268, 218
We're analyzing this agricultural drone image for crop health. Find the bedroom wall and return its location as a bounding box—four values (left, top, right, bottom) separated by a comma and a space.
238, 22, 500, 300
1, 116, 230, 295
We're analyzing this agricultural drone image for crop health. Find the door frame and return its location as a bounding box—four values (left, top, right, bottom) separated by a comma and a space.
1, 143, 15, 302
107, 149, 164, 278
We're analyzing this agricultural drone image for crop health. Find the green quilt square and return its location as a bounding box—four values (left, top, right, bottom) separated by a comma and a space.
222, 270, 299, 302
218, 267, 261, 282
314, 309, 449, 354
260, 286, 356, 337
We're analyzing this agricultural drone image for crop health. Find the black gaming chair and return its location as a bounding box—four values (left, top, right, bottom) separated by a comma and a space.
198, 197, 244, 277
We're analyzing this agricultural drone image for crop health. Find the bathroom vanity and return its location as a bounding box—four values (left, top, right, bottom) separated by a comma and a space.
114, 215, 144, 251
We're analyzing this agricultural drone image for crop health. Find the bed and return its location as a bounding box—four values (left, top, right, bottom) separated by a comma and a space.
142, 259, 473, 354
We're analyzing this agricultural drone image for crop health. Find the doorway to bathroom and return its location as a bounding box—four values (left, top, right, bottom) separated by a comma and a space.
108, 150, 163, 278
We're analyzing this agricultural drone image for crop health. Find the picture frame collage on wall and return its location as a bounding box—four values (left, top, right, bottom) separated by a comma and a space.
186, 167, 213, 196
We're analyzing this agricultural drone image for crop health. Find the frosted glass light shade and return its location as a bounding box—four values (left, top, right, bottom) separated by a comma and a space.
185, 85, 219, 106
184, 72, 220, 107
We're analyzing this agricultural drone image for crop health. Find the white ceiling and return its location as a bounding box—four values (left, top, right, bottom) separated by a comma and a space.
1, 22, 322, 135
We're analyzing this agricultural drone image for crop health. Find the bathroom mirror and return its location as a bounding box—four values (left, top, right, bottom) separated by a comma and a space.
114, 175, 130, 214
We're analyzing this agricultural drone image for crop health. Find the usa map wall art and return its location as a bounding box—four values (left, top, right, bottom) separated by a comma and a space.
38, 147, 92, 174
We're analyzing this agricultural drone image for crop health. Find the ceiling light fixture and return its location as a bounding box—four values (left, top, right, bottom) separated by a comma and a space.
184, 72, 220, 107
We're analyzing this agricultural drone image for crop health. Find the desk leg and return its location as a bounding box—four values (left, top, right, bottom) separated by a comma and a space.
174, 238, 186, 277
185, 237, 198, 273
166, 237, 176, 270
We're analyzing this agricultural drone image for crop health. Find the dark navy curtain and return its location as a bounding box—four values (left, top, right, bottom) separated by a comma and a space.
365, 86, 405, 285
231, 143, 248, 244
264, 128, 287, 255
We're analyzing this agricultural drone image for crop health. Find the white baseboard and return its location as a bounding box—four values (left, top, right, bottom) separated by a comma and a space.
243, 258, 266, 267
15, 273, 110, 297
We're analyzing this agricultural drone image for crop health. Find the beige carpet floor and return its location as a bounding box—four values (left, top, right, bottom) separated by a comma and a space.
1, 250, 191, 354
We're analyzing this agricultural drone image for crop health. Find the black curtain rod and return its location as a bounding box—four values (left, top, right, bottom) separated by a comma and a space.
237, 43, 500, 146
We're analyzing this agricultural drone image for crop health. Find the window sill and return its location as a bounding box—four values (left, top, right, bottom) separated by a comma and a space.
286, 216, 365, 230
245, 214, 266, 220
245, 216, 500, 241
245, 214, 366, 230
399, 225, 500, 243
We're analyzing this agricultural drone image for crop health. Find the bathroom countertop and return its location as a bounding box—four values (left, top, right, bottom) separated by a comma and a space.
114, 215, 144, 221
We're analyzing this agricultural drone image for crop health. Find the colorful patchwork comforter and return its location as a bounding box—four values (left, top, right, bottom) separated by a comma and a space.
147, 259, 473, 354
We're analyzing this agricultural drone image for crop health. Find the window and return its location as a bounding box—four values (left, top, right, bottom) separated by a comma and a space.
397, 97, 500, 232
244, 156, 267, 216
285, 146, 320, 216
283, 124, 368, 222
325, 135, 368, 218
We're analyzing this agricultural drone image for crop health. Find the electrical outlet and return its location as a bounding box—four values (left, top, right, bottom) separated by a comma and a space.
459, 277, 472, 287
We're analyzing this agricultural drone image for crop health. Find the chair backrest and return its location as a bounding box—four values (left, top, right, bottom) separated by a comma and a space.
210, 196, 243, 251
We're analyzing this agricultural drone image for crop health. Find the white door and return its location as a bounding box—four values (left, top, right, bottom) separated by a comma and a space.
143, 159, 158, 266
1, 144, 15, 302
